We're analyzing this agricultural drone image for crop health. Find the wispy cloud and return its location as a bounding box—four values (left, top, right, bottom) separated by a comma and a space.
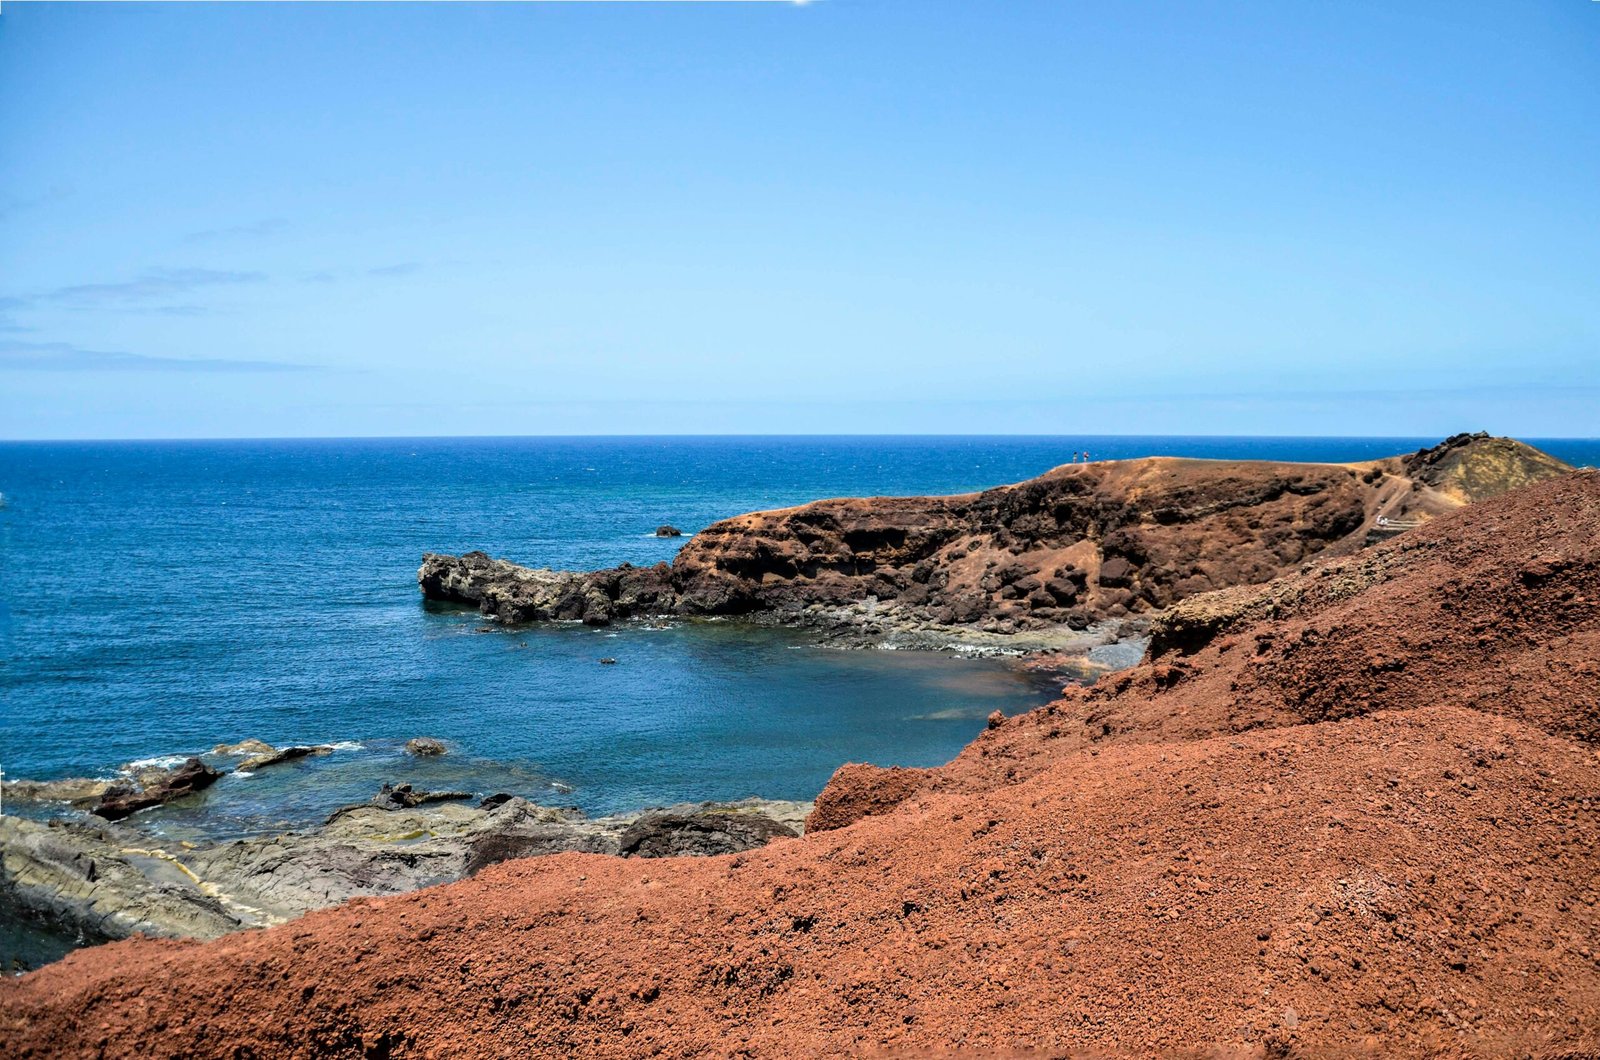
300, 262, 425, 283
0, 183, 74, 222
0, 340, 312, 373
180, 218, 290, 245
39, 267, 266, 308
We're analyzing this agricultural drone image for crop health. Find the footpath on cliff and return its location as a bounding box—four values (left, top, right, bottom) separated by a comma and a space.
2, 459, 1597, 1057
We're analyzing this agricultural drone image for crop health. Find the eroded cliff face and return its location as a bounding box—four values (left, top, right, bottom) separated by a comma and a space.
423, 434, 1570, 634
669, 456, 1375, 629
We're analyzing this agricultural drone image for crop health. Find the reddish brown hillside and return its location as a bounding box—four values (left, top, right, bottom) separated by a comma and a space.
810, 468, 1600, 831
4, 472, 1598, 1059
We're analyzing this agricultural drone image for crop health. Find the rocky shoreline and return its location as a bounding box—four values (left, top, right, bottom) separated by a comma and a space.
5, 434, 1565, 971
4, 468, 1597, 1056
0, 744, 810, 964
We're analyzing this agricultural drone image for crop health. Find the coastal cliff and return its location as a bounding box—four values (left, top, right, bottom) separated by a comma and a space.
5, 469, 1597, 1057
421, 433, 1569, 637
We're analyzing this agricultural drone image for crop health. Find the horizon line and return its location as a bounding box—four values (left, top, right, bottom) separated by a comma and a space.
2, 431, 1596, 445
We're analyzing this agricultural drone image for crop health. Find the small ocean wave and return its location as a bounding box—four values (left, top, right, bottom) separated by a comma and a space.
227, 770, 255, 780
326, 741, 364, 752
123, 754, 191, 772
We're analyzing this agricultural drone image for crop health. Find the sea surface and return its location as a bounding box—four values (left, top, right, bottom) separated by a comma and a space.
3, 436, 1597, 828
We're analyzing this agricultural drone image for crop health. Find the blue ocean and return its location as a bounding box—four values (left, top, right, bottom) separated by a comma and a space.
2, 436, 1597, 841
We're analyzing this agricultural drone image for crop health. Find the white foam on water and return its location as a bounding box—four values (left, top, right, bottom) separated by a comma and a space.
326, 741, 364, 752
123, 754, 190, 771
227, 770, 255, 780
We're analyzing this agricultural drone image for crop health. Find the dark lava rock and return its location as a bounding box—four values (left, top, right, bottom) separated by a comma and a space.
405, 737, 447, 757
655, 525, 683, 537
477, 793, 516, 810
370, 783, 472, 811
617, 811, 797, 858
464, 827, 615, 876
92, 758, 222, 822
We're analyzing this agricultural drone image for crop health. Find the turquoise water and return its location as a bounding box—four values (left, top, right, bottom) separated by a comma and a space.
2, 436, 1596, 829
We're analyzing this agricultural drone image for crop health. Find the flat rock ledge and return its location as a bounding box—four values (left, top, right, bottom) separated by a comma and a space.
0, 796, 809, 949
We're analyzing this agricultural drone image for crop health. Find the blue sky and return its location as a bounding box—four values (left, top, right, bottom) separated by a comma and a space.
1, 1, 1596, 439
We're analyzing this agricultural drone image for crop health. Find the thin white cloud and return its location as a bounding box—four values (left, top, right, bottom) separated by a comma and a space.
0, 340, 312, 373
41, 268, 266, 307
180, 218, 291, 245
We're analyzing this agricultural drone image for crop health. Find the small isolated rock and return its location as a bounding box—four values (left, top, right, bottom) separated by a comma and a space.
405, 737, 447, 757
213, 738, 276, 757
986, 710, 1006, 730
599, 657, 618, 665
655, 525, 683, 537
238, 745, 333, 772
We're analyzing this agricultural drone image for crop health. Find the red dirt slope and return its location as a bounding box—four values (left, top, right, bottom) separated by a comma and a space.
3, 473, 1599, 1059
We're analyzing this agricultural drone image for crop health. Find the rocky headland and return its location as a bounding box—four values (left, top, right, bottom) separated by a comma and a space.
2, 463, 1596, 1056
420, 433, 1569, 650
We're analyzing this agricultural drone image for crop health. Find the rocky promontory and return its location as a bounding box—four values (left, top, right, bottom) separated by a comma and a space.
421, 433, 1569, 639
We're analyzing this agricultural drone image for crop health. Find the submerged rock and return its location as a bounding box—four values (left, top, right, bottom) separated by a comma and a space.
212, 738, 276, 757
366, 783, 472, 811
238, 745, 333, 771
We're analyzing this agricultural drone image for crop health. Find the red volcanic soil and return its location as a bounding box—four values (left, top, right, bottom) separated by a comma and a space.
4, 472, 1599, 1059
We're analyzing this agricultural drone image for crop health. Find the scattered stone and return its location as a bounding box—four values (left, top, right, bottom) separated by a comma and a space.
655, 525, 683, 537
405, 737, 447, 757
